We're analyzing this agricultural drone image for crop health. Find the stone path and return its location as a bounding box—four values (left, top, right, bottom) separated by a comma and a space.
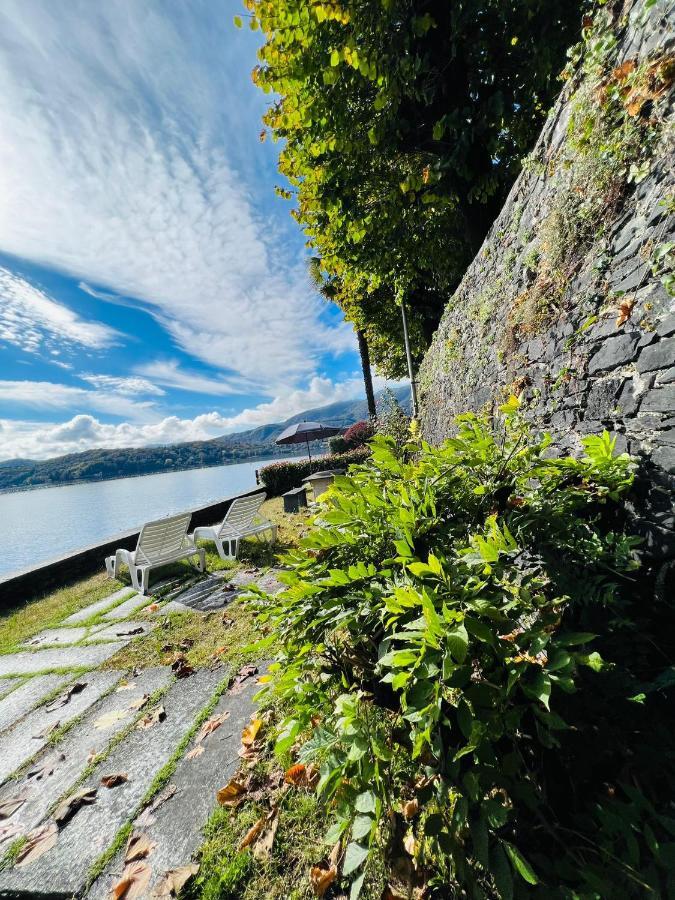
0, 568, 277, 898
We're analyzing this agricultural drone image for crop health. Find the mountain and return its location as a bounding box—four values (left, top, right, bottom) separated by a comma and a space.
0, 385, 410, 492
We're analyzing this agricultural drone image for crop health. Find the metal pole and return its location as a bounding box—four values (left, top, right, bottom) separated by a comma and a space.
306, 437, 312, 463
400, 300, 419, 418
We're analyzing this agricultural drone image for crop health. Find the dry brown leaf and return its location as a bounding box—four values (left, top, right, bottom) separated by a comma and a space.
0, 823, 23, 846
241, 718, 262, 747
171, 655, 194, 679
309, 862, 337, 898
87, 748, 99, 764
152, 864, 199, 897
101, 773, 128, 788
125, 830, 155, 863
403, 833, 417, 857
238, 815, 266, 850
15, 822, 58, 867
45, 682, 86, 713
612, 59, 637, 82
135, 784, 176, 829
53, 787, 97, 825
216, 778, 247, 807
402, 798, 419, 820
285, 763, 319, 789
252, 807, 279, 861
26, 753, 64, 781
110, 860, 152, 900
230, 664, 258, 694
116, 626, 144, 637
185, 745, 205, 760
194, 712, 229, 746
116, 681, 136, 692
616, 297, 635, 327
95, 710, 128, 730
137, 706, 166, 730
146, 603, 160, 612
0, 794, 27, 819
128, 694, 150, 712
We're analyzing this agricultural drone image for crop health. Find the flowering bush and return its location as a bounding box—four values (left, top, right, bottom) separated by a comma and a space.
258, 449, 369, 496
343, 420, 375, 448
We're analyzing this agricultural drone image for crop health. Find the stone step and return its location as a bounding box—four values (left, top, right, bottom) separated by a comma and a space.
0, 668, 172, 837
61, 588, 134, 625
0, 643, 127, 678
85, 621, 155, 643
0, 671, 120, 786
0, 675, 72, 735
22, 628, 91, 649
100, 594, 149, 621
0, 678, 24, 701
87, 669, 263, 897
0, 667, 227, 898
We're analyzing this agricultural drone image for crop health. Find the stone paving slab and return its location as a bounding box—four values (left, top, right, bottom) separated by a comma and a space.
85, 621, 155, 643
0, 677, 25, 701
21, 627, 90, 649
0, 642, 127, 678
61, 588, 134, 625
0, 667, 227, 897
0, 671, 120, 786
0, 674, 72, 735
0, 668, 173, 837
100, 594, 148, 621
87, 670, 263, 898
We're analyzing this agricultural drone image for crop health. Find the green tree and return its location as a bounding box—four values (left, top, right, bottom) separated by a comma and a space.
242, 0, 582, 375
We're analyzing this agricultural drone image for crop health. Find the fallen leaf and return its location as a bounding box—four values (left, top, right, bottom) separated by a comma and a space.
0, 823, 23, 846
152, 864, 199, 897
309, 843, 340, 898
128, 694, 150, 712
212, 647, 226, 657
135, 784, 176, 828
116, 681, 136, 692
45, 682, 86, 713
101, 773, 128, 788
285, 763, 319, 789
87, 749, 99, 764
137, 706, 166, 730
216, 778, 247, 807
402, 798, 419, 820
612, 59, 637, 81
95, 710, 129, 730
178, 639, 194, 651
125, 830, 155, 863
0, 794, 27, 819
15, 822, 58, 867
616, 297, 635, 327
146, 603, 160, 613
404, 833, 417, 857
241, 718, 262, 747
26, 753, 64, 781
110, 861, 152, 899
238, 815, 266, 850
221, 614, 235, 628
32, 720, 60, 740
116, 626, 144, 637
53, 787, 97, 826
185, 745, 205, 760
230, 664, 258, 694
194, 711, 230, 746
252, 807, 280, 861
171, 656, 194, 679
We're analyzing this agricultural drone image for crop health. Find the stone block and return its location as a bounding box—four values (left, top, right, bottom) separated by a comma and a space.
0, 642, 127, 678
641, 386, 675, 414
0, 674, 71, 735
587, 334, 639, 374
637, 337, 675, 373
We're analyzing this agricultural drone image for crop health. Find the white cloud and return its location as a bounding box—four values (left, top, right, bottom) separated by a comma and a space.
135, 360, 251, 396
0, 375, 401, 460
0, 267, 119, 355
79, 374, 165, 397
0, 380, 156, 421
0, 1, 353, 388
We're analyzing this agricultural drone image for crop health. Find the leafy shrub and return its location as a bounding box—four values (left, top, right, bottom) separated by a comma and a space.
343, 420, 375, 449
249, 402, 675, 897
258, 449, 369, 496
329, 435, 349, 455
375, 387, 411, 448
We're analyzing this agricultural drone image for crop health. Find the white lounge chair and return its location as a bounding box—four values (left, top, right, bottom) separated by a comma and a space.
191, 492, 277, 560
105, 511, 205, 595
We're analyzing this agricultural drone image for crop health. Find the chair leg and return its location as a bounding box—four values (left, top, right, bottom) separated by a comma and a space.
105, 555, 115, 578
129, 565, 141, 593
140, 567, 150, 595
197, 549, 206, 572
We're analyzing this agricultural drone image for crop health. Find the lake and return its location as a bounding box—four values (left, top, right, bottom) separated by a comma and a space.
0, 457, 296, 580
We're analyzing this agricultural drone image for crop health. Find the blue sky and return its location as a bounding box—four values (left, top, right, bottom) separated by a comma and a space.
0, 0, 380, 460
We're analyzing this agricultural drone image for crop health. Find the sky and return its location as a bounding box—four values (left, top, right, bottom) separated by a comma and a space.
0, 0, 381, 461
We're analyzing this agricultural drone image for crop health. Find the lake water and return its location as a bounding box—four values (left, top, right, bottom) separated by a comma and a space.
0, 457, 296, 579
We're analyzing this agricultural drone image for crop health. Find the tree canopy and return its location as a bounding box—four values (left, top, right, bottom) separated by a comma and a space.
242, 0, 582, 376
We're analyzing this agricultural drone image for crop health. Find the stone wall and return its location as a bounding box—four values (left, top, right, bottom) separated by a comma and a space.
418, 0, 674, 568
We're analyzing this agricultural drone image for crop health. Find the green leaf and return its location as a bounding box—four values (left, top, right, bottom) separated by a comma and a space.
350, 871, 366, 900
354, 791, 377, 814
503, 841, 539, 884
330, 48, 340, 66
343, 842, 369, 876
351, 815, 374, 840
233, 15, 243, 27
446, 624, 469, 663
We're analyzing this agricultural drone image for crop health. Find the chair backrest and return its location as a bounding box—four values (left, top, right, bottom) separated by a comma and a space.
135, 512, 192, 564
219, 492, 266, 536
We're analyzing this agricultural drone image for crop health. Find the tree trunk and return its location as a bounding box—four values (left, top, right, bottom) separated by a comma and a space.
356, 329, 377, 419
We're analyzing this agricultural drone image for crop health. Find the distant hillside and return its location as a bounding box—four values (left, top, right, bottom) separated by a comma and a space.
0, 385, 409, 492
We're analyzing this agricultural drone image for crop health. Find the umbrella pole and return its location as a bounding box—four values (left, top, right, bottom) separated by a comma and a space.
306, 437, 312, 463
